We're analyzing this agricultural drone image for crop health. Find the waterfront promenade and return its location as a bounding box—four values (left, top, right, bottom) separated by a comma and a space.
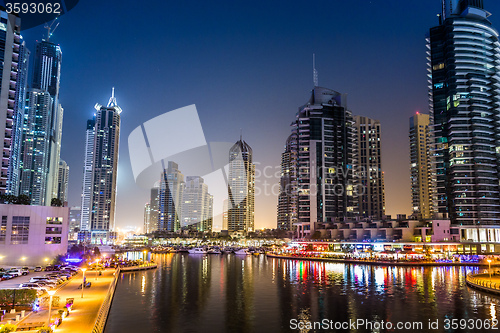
18, 268, 116, 332
267, 253, 500, 267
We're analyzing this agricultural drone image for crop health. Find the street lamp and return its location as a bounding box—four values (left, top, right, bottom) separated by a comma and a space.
46, 290, 56, 327
81, 268, 87, 298
488, 259, 492, 282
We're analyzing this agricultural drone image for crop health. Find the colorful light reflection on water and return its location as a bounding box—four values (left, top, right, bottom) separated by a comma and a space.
104, 254, 498, 333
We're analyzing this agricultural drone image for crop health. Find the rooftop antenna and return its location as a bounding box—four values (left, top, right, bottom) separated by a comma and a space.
107, 87, 117, 107
240, 128, 242, 141
44, 17, 60, 42
313, 53, 319, 87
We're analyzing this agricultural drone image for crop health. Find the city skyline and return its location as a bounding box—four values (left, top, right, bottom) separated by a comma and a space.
17, 0, 500, 231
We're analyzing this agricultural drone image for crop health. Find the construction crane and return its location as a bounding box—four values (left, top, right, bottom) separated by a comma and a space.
44, 17, 60, 42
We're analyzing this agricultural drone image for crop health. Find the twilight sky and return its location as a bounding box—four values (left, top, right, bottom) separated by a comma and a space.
20, 0, 500, 231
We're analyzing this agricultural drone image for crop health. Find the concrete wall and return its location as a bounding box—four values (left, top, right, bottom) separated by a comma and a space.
0, 204, 69, 266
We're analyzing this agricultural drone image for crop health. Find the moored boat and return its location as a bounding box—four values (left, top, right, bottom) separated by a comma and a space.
188, 247, 208, 254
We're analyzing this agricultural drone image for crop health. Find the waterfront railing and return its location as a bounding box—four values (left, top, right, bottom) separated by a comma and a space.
466, 273, 500, 294
91, 267, 120, 333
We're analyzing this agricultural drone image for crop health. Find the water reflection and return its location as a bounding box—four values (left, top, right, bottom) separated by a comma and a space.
105, 254, 499, 333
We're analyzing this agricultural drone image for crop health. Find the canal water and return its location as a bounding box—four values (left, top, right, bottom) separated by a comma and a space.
104, 253, 498, 332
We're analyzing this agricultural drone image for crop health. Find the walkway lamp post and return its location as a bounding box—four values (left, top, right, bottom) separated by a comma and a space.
46, 289, 56, 327
488, 259, 492, 282
143, 250, 147, 265
81, 268, 87, 298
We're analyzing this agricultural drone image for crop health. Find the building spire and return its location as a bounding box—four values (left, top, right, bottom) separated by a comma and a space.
313, 53, 319, 87
107, 87, 117, 107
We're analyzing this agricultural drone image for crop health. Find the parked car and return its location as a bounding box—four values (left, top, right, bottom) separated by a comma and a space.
21, 267, 29, 275
61, 266, 78, 274
34, 266, 42, 272
41, 277, 61, 284
0, 273, 13, 280
19, 283, 47, 292
54, 271, 72, 278
44, 265, 56, 271
29, 279, 56, 289
32, 280, 56, 289
7, 269, 21, 277
46, 274, 65, 282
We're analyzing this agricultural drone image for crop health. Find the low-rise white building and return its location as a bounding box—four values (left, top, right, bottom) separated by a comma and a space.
0, 204, 69, 266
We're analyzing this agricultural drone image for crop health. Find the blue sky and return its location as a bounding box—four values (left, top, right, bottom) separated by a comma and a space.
19, 0, 500, 229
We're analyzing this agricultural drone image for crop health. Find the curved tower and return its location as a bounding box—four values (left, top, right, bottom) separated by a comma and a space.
428, 0, 500, 226
227, 137, 255, 232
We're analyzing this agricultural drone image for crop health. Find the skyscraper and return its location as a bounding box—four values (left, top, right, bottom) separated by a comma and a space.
182, 176, 213, 232
149, 184, 160, 233
159, 161, 184, 232
89, 90, 122, 243
409, 113, 432, 220
354, 116, 385, 220
80, 117, 95, 231
57, 159, 69, 204
19, 90, 52, 205
291, 87, 356, 238
0, 10, 22, 194
277, 133, 297, 230
31, 39, 63, 206
428, 0, 500, 226
69, 206, 81, 233
31, 40, 62, 98
227, 137, 255, 233
7, 38, 29, 196
144, 203, 151, 234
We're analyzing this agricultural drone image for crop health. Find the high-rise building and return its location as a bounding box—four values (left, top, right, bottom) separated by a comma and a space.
144, 203, 151, 234
428, 0, 500, 225
7, 38, 29, 196
227, 137, 255, 232
277, 133, 297, 230
149, 185, 160, 232
57, 159, 69, 204
80, 117, 95, 231
19, 90, 53, 205
0, 10, 22, 194
69, 206, 81, 233
182, 176, 213, 232
409, 113, 432, 220
159, 161, 184, 232
89, 91, 122, 243
354, 116, 385, 220
222, 199, 228, 230
290, 87, 357, 238
31, 39, 64, 206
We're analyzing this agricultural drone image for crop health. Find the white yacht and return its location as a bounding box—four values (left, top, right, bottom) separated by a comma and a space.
234, 248, 250, 255
208, 248, 221, 254
188, 247, 208, 254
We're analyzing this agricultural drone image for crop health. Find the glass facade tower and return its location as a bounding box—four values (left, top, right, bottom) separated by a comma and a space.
428, 0, 500, 225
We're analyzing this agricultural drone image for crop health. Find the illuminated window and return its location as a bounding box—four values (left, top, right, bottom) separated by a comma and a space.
45, 237, 61, 244
433, 63, 445, 70
11, 216, 29, 245
46, 217, 63, 225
